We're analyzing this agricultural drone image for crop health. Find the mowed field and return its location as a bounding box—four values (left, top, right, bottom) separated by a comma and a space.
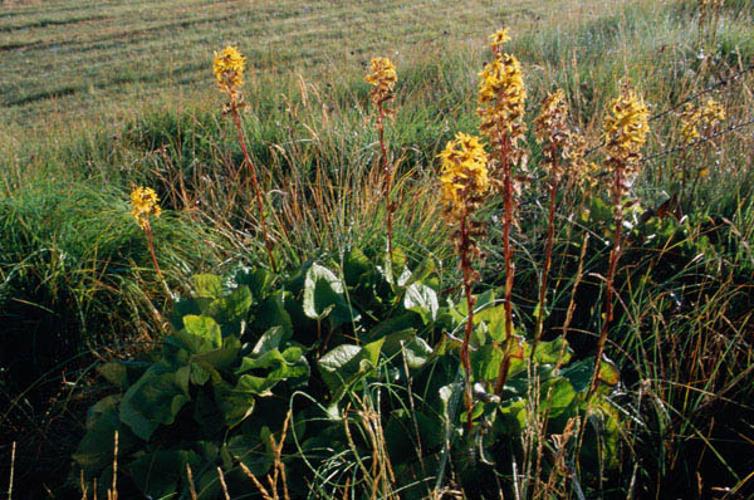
0, 0, 609, 129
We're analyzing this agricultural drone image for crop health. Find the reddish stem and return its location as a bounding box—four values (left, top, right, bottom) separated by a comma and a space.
494, 134, 515, 395
144, 223, 162, 279
377, 100, 394, 258
531, 154, 560, 358
459, 211, 476, 431
230, 98, 277, 272
588, 160, 624, 397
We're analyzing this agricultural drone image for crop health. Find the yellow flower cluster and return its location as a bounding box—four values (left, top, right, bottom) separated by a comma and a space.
603, 85, 649, 164
680, 98, 726, 144
130, 186, 161, 229
489, 28, 511, 52
213, 46, 246, 96
439, 133, 490, 220
365, 57, 397, 106
477, 51, 527, 150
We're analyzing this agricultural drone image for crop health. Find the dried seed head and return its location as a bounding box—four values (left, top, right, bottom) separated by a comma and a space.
535, 89, 569, 146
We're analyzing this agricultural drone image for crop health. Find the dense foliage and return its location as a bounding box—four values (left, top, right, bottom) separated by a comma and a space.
75, 252, 623, 498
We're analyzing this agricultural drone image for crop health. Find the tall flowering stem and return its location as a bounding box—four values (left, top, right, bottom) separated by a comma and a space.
365, 57, 398, 257
130, 186, 163, 279
589, 85, 649, 397
478, 28, 528, 395
531, 89, 579, 356
214, 46, 277, 272
439, 133, 489, 431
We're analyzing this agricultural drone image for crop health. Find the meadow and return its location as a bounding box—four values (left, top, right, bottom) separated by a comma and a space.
1, 0, 753, 498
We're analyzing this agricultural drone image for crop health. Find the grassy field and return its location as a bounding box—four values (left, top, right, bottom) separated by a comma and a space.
1, 0, 754, 498
1, 0, 589, 126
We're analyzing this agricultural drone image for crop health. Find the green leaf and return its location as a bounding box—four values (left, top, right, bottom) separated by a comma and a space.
403, 255, 436, 288
475, 304, 506, 342
206, 285, 253, 337
97, 362, 128, 389
252, 292, 294, 338
182, 315, 222, 349
170, 296, 201, 330
318, 344, 361, 390
403, 282, 439, 324
214, 379, 256, 427
235, 266, 274, 300
73, 396, 128, 473
381, 329, 433, 369
119, 363, 190, 440
189, 362, 211, 386
366, 313, 421, 343
303, 263, 360, 326
129, 449, 201, 498
496, 397, 527, 434
192, 274, 224, 299
561, 359, 593, 393
534, 336, 573, 365
472, 344, 504, 382
235, 347, 310, 394
597, 356, 620, 386
343, 247, 372, 286
226, 434, 274, 477
252, 326, 288, 355
438, 382, 463, 430
318, 338, 384, 396
543, 377, 577, 418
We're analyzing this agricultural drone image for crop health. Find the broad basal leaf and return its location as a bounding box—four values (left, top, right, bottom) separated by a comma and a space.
119, 363, 190, 440
303, 263, 361, 326
317, 338, 384, 396
404, 282, 439, 324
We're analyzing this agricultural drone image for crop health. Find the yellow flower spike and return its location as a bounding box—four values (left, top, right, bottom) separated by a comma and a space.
477, 53, 527, 148
439, 132, 490, 220
213, 46, 246, 95
603, 85, 649, 165
130, 186, 161, 229
439, 131, 490, 430
365, 57, 397, 106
